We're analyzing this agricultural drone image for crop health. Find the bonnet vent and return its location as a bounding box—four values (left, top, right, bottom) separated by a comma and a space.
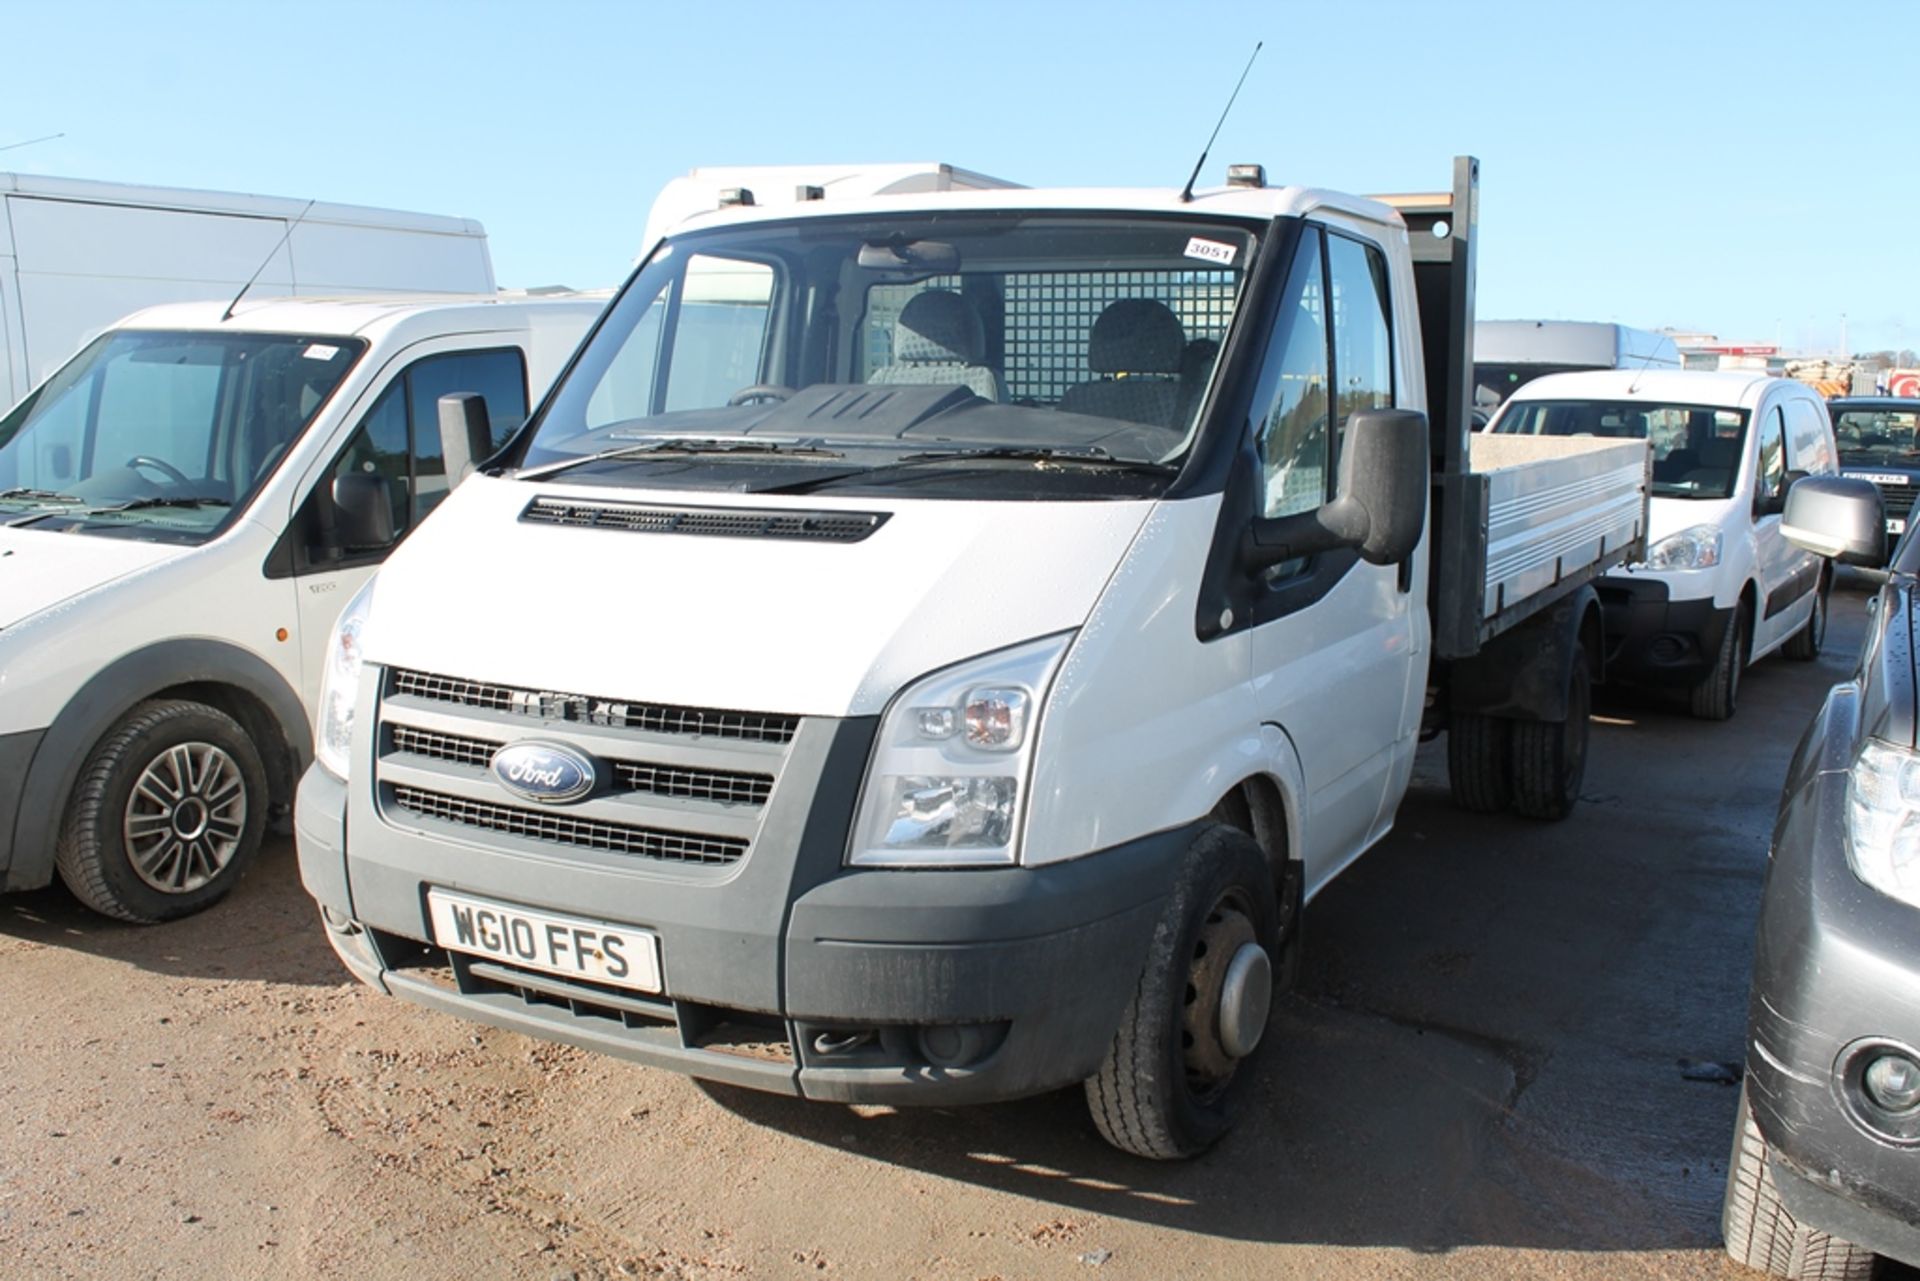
522, 497, 888, 543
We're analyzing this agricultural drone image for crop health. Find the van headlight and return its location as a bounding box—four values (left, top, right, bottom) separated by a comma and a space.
1847, 739, 1920, 908
1642, 525, 1723, 571
847, 632, 1073, 868
314, 579, 376, 781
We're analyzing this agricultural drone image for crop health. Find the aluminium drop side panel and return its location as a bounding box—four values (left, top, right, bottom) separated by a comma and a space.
1470, 435, 1649, 621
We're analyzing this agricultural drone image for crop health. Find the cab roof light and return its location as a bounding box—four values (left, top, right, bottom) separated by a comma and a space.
719, 187, 756, 208
795, 184, 825, 202
1226, 163, 1266, 189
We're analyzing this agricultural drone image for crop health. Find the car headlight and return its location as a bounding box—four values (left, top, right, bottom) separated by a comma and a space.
848, 632, 1073, 868
314, 579, 376, 781
1642, 524, 1723, 571
1847, 739, 1920, 908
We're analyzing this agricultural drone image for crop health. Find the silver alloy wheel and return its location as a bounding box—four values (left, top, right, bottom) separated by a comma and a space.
122, 742, 248, 893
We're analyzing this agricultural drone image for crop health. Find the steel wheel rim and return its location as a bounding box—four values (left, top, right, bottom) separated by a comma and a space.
1182, 891, 1257, 1101
123, 742, 247, 893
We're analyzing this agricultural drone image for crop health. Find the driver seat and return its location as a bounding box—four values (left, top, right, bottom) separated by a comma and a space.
868, 290, 1001, 401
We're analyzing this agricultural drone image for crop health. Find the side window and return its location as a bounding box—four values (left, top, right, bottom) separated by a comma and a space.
1783, 398, 1835, 473
1252, 231, 1330, 521
1328, 234, 1393, 430
1756, 405, 1787, 511
319, 347, 527, 555
663, 255, 775, 412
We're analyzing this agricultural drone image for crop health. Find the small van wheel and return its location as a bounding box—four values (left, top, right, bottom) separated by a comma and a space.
54, 700, 269, 923
1447, 712, 1512, 812
1085, 825, 1278, 1160
1723, 1082, 1874, 1279
1691, 606, 1749, 721
1509, 646, 1590, 821
1783, 575, 1827, 662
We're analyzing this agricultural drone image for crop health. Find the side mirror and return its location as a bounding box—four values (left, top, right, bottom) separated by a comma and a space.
1781, 475, 1884, 566
438, 393, 493, 491
332, 473, 396, 551
1244, 408, 1429, 570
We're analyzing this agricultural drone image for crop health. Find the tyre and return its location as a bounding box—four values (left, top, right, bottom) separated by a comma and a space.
1508, 645, 1591, 821
1447, 712, 1512, 813
1085, 824, 1278, 1159
1691, 605, 1749, 721
1723, 1083, 1874, 1279
55, 699, 270, 923
1783, 575, 1828, 662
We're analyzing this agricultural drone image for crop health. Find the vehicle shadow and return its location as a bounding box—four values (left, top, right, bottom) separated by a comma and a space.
0, 836, 344, 988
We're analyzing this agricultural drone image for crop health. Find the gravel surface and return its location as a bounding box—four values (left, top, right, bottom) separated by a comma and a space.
3, 585, 1911, 1280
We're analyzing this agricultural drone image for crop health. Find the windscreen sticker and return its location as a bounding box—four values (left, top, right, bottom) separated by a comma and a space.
1184, 236, 1237, 266
302, 343, 340, 361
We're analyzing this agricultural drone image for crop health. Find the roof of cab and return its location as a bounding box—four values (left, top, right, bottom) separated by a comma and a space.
110, 292, 608, 346
1503, 368, 1796, 410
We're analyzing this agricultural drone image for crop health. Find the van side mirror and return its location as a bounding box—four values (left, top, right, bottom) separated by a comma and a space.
438, 393, 493, 490
332, 473, 396, 551
1781, 475, 1884, 566
1244, 408, 1429, 570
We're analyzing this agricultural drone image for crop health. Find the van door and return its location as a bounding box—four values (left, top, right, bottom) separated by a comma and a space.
285, 342, 530, 707
1747, 400, 1804, 655
1243, 225, 1414, 892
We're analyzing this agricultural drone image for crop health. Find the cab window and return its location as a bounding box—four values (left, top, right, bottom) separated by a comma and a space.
1755, 405, 1788, 512
1251, 230, 1330, 521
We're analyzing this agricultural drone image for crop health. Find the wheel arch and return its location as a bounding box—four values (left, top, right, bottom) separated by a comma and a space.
6, 640, 309, 892
1206, 772, 1303, 955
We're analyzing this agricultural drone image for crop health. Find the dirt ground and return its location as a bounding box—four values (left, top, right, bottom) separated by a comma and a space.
2, 586, 1911, 1281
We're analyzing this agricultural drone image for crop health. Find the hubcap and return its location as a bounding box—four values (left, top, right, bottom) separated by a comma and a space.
1182, 895, 1264, 1098
123, 742, 247, 893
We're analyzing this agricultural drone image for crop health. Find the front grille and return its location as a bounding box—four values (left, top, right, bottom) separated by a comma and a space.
390, 668, 798, 744
522, 496, 887, 544
392, 786, 747, 865
391, 724, 774, 806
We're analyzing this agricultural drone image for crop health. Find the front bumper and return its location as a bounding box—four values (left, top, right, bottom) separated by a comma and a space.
297, 751, 1185, 1107
0, 728, 47, 881
1746, 728, 1920, 1266
1595, 575, 1731, 686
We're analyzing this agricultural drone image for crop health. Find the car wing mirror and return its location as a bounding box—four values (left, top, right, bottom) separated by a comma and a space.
1781, 474, 1884, 566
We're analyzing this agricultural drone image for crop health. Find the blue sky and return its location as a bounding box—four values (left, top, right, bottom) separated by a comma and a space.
4, 0, 1914, 354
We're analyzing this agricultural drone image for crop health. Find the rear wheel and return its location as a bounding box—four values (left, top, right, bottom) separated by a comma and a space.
1508, 646, 1591, 821
1086, 825, 1278, 1159
1723, 1082, 1874, 1279
1783, 574, 1828, 662
1447, 712, 1512, 813
1691, 605, 1749, 721
54, 700, 269, 923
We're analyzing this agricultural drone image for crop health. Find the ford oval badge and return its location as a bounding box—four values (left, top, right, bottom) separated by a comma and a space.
490, 741, 597, 804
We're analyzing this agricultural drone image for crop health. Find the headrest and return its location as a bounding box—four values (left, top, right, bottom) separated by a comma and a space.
894, 290, 985, 365
1088, 299, 1186, 376
1699, 436, 1741, 468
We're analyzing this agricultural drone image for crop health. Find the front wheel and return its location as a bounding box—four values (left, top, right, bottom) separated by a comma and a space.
1085, 825, 1279, 1159
1723, 1082, 1874, 1279
1691, 605, 1749, 721
1783, 574, 1828, 662
54, 699, 270, 923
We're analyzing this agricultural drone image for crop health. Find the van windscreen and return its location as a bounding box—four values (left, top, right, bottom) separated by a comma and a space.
1493, 399, 1748, 499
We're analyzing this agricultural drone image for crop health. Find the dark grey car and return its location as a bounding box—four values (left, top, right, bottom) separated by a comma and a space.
1725, 476, 1919, 1278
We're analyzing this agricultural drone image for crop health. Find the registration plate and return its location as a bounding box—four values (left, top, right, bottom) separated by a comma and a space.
426, 890, 662, 993
1891, 518, 1908, 536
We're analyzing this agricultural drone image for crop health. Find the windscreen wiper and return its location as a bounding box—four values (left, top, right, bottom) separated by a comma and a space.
763, 444, 1176, 494
0, 487, 84, 503
517, 437, 845, 481
77, 496, 233, 516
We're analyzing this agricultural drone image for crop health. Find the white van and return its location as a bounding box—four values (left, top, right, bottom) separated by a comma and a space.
0, 171, 497, 410
1491, 369, 1839, 719
0, 293, 601, 922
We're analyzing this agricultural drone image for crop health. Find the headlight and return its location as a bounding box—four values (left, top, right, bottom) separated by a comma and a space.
1642, 524, 1723, 571
1847, 739, 1920, 907
848, 633, 1073, 868
314, 579, 376, 781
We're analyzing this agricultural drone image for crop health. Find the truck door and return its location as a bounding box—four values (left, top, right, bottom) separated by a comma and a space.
1243, 226, 1415, 892
285, 343, 530, 709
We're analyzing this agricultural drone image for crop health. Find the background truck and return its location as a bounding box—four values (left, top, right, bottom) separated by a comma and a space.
0, 171, 498, 410
0, 291, 601, 923
1472, 319, 1680, 419
297, 157, 1651, 1158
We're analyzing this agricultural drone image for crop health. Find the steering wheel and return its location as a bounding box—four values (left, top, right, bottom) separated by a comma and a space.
125, 455, 192, 485
727, 384, 796, 407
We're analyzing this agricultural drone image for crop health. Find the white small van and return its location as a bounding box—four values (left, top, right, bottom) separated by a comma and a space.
1491, 369, 1838, 719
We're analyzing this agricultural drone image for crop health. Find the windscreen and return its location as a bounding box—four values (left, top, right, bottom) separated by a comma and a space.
1833, 405, 1920, 464
517, 211, 1261, 499
0, 330, 364, 541
1494, 398, 1749, 499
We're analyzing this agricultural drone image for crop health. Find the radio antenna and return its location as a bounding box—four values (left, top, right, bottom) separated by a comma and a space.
1178, 42, 1263, 204
221, 198, 316, 322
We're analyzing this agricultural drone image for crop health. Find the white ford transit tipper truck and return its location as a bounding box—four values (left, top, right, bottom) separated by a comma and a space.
296, 158, 1653, 1157
0, 293, 602, 922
